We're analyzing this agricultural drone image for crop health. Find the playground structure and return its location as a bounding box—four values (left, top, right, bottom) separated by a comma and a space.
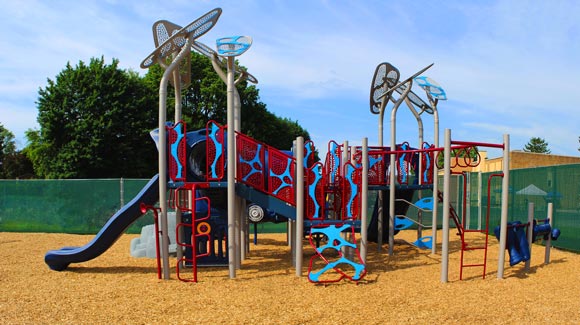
43, 7, 560, 283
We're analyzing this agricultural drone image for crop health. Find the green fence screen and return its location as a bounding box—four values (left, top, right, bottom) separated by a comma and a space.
454, 164, 580, 253
0, 178, 285, 235
367, 164, 580, 253
1, 164, 580, 252
0, 178, 152, 234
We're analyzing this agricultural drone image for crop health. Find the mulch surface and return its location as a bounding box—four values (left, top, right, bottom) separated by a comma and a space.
1, 230, 579, 324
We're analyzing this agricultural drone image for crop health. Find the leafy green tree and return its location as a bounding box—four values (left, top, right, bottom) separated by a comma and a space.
0, 124, 34, 178
28, 53, 313, 179
2, 151, 34, 179
0, 123, 16, 156
143, 52, 312, 150
27, 57, 158, 178
523, 137, 551, 154
0, 123, 16, 178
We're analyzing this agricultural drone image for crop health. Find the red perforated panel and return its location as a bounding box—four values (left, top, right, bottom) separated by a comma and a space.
268, 149, 295, 204
323, 141, 342, 186
368, 151, 387, 185
421, 143, 435, 184
236, 134, 265, 191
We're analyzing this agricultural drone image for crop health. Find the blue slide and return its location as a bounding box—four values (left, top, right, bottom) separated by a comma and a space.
45, 174, 160, 271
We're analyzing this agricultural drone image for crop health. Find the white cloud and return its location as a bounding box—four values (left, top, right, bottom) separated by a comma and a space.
0, 0, 579, 157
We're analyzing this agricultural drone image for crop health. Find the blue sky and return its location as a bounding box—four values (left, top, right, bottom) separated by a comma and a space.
1, 0, 579, 159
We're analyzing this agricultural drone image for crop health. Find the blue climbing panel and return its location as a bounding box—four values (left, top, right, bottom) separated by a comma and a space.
307, 224, 366, 283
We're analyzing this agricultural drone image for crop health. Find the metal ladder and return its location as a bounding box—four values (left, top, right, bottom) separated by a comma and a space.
439, 191, 489, 280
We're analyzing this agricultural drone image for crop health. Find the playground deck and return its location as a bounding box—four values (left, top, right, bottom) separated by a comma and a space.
2, 230, 579, 324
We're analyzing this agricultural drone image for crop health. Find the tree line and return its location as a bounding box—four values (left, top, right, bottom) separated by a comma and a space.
1, 53, 311, 179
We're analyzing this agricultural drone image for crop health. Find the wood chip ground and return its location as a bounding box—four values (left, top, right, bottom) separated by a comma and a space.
1, 230, 579, 324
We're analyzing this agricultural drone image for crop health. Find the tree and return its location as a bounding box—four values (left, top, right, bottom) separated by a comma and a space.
143, 52, 312, 150
0, 124, 34, 178
0, 123, 16, 178
0, 123, 16, 155
28, 53, 312, 179
2, 151, 34, 179
27, 57, 158, 178
523, 137, 551, 154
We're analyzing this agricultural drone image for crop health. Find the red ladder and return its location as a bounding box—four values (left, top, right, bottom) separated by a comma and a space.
454, 200, 489, 280
439, 190, 489, 280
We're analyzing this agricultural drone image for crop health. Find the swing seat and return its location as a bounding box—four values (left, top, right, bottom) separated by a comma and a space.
414, 197, 434, 211
395, 217, 414, 230
413, 236, 432, 250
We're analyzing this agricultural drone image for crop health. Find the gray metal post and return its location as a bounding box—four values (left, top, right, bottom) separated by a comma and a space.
216, 35, 253, 279
173, 69, 184, 264
158, 75, 169, 280
157, 37, 193, 280
388, 140, 396, 255
235, 197, 242, 268
440, 128, 451, 283
234, 83, 242, 268
388, 81, 412, 256
360, 137, 369, 262
377, 107, 385, 252
545, 202, 553, 264
525, 202, 534, 271
431, 108, 439, 254
403, 97, 424, 238
295, 136, 305, 276
497, 134, 510, 279
240, 199, 248, 260
226, 56, 236, 279
290, 220, 296, 257
206, 47, 249, 266
413, 74, 445, 255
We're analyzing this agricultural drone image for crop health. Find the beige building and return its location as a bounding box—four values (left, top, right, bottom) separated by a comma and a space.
453, 150, 580, 173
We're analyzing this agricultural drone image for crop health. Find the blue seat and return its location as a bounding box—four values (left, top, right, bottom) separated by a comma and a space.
413, 236, 432, 250
414, 197, 434, 211
395, 217, 414, 230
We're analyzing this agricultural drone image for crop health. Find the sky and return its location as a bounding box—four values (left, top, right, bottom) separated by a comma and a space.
1, 0, 580, 160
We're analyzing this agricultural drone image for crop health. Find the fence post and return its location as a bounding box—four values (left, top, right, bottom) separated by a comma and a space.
120, 178, 124, 208
545, 202, 553, 264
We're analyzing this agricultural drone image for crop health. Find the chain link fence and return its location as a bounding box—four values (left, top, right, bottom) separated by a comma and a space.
2, 164, 580, 252
0, 178, 152, 234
